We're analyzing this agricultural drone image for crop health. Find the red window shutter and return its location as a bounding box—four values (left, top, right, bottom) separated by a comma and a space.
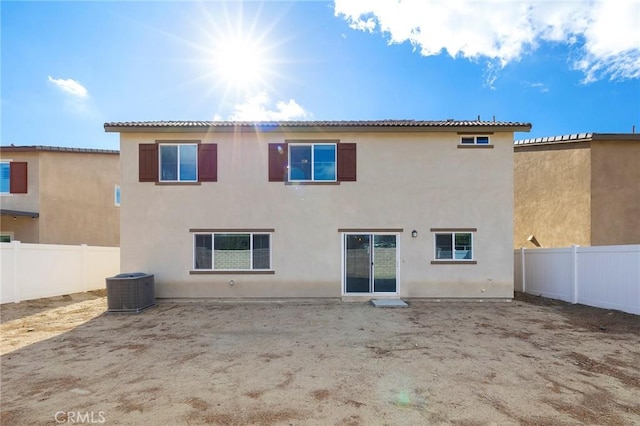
139, 144, 158, 182
9, 162, 28, 194
268, 143, 288, 182
198, 144, 218, 182
337, 143, 356, 182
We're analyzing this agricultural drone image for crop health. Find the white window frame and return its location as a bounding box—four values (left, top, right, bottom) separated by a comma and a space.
460, 135, 491, 145
193, 232, 272, 271
0, 160, 11, 195
0, 232, 14, 243
433, 231, 474, 261
288, 143, 337, 182
341, 231, 401, 296
159, 143, 198, 183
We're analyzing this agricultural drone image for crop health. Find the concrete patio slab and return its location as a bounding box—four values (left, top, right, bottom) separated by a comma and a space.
371, 298, 408, 308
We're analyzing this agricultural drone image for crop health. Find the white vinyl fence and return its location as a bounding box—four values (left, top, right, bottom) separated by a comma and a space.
514, 245, 640, 315
0, 241, 120, 304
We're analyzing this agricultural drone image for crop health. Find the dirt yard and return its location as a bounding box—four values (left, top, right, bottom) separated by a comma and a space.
1, 291, 639, 425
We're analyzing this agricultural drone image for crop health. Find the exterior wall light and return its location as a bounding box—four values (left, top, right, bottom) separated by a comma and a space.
411, 230, 418, 238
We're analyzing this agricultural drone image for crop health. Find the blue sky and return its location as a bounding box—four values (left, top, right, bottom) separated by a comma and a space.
2, 0, 639, 150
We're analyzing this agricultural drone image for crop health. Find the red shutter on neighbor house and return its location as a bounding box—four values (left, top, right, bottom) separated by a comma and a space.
139, 144, 158, 182
337, 143, 356, 182
198, 144, 217, 182
9, 162, 28, 194
268, 143, 288, 182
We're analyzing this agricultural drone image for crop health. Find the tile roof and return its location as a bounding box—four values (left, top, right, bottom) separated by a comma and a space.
104, 120, 532, 132
0, 145, 118, 154
515, 133, 640, 146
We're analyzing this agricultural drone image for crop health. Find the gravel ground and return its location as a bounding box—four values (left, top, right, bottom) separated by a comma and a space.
1, 291, 639, 425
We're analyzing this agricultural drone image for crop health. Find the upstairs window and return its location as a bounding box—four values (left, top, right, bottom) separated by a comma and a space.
460, 135, 490, 145
289, 143, 336, 182
160, 144, 197, 182
0, 161, 28, 194
268, 141, 356, 183
138, 142, 217, 183
0, 162, 9, 193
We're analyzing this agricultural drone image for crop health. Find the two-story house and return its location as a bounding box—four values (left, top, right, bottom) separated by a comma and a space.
0, 146, 120, 246
514, 133, 640, 248
105, 120, 531, 299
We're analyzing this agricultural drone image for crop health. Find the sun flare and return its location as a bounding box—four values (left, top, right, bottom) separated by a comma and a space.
190, 3, 284, 108
213, 36, 269, 92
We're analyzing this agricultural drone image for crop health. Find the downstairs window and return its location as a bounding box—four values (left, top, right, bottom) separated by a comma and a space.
434, 231, 474, 261
194, 233, 271, 271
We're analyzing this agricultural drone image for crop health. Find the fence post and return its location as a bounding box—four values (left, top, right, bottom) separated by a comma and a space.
520, 247, 526, 294
11, 240, 21, 303
81, 244, 88, 292
571, 245, 579, 304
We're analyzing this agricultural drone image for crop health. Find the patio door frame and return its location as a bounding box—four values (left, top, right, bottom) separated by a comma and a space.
341, 231, 400, 296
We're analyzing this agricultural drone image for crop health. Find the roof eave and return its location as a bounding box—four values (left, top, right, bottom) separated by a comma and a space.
0, 146, 119, 154
515, 132, 640, 147
0, 209, 40, 218
590, 133, 640, 141
104, 122, 532, 134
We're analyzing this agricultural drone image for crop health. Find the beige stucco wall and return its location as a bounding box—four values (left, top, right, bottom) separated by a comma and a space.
0, 151, 40, 243
38, 152, 120, 246
0, 150, 120, 246
0, 151, 41, 213
0, 216, 39, 243
120, 129, 516, 299
590, 140, 640, 245
514, 143, 591, 248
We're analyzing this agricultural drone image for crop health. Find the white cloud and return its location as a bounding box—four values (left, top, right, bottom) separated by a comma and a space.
576, 1, 640, 82
227, 92, 310, 121
334, 0, 640, 83
47, 76, 89, 98
523, 81, 550, 93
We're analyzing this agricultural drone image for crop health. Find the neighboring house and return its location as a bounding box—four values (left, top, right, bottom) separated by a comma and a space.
0, 146, 120, 246
514, 133, 640, 248
105, 120, 531, 299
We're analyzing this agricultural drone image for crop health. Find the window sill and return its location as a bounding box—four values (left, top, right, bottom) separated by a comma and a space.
457, 145, 494, 149
155, 182, 202, 186
190, 228, 275, 233
284, 181, 340, 186
190, 270, 275, 275
430, 260, 477, 265
430, 228, 477, 232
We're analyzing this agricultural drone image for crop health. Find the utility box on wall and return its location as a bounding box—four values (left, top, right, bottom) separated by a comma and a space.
106, 273, 155, 313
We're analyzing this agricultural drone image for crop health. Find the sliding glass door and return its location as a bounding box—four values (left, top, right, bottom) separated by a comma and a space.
344, 234, 397, 294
